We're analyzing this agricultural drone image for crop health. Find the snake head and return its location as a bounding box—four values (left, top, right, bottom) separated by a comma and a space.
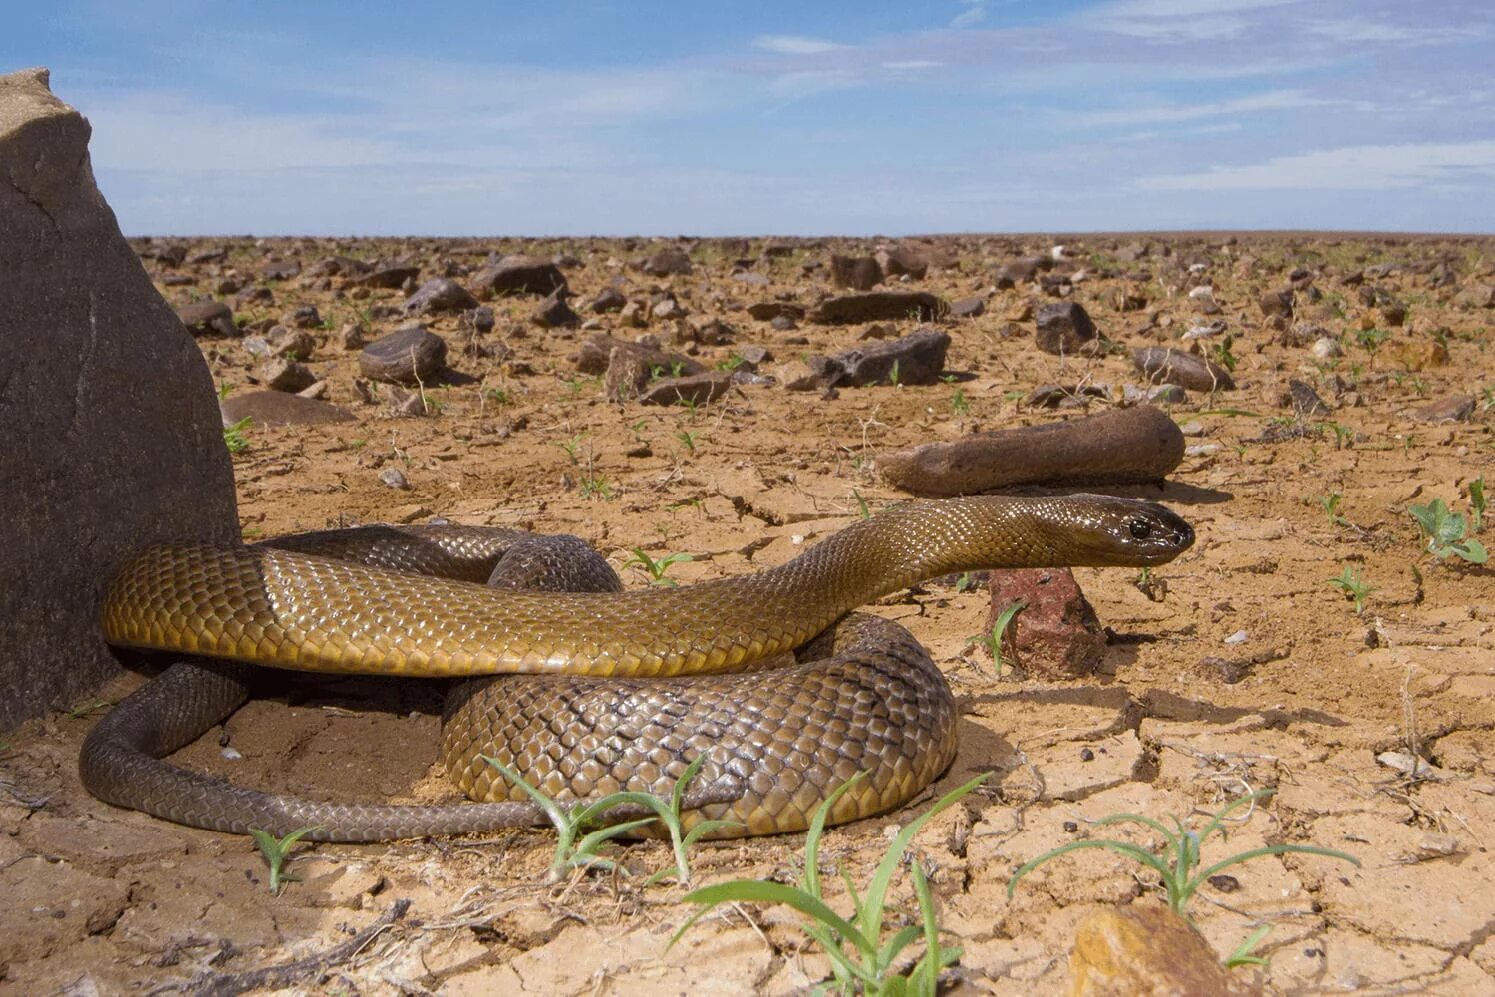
1061, 495, 1195, 565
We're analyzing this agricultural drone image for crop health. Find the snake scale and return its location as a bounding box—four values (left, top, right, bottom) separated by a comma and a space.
82, 494, 1193, 841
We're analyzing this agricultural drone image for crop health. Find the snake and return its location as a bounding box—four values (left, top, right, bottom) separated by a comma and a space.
81, 494, 1193, 841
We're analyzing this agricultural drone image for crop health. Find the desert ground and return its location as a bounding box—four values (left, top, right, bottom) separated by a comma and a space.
2, 231, 1492, 994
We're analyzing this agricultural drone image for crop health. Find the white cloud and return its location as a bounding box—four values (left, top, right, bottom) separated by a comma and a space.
1138, 140, 1495, 190
882, 60, 944, 71
951, 5, 986, 29
1300, 18, 1490, 46
1073, 89, 1337, 127
751, 35, 849, 55
1089, 0, 1300, 39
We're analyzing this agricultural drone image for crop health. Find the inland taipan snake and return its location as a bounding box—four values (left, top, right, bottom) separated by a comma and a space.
82, 495, 1193, 841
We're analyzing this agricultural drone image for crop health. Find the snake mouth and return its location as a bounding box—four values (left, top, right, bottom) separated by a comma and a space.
1058, 496, 1195, 566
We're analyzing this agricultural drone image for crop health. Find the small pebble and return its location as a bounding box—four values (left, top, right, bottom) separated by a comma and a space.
379, 467, 411, 490
1223, 630, 1248, 645
221, 747, 243, 761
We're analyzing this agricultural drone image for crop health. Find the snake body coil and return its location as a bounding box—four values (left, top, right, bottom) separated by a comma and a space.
83, 495, 1193, 840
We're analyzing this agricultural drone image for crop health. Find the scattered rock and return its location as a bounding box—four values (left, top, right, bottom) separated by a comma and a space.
640, 245, 693, 276
987, 567, 1107, 679
1311, 336, 1343, 360
1452, 282, 1495, 308
219, 390, 355, 426
379, 467, 411, 490
1411, 393, 1475, 423
472, 255, 567, 296
1258, 286, 1294, 318
1120, 383, 1186, 406
603, 341, 705, 401
403, 277, 478, 315
812, 327, 950, 388
830, 254, 881, 291
806, 290, 947, 324
1069, 903, 1260, 996
589, 287, 627, 313
875, 245, 928, 280
1378, 338, 1449, 371
638, 371, 734, 407
1133, 346, 1235, 392
949, 296, 986, 318
994, 257, 1044, 288
349, 264, 420, 289
877, 405, 1185, 497
532, 290, 580, 329
262, 259, 300, 281
257, 357, 316, 393
747, 301, 805, 322
359, 325, 448, 385
1285, 379, 1331, 416
175, 299, 237, 337
1034, 301, 1098, 355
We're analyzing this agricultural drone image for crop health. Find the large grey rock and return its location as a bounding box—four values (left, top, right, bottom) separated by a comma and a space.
0, 68, 238, 731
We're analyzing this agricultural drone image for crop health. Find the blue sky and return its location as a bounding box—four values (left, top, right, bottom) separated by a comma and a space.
6, 0, 1493, 235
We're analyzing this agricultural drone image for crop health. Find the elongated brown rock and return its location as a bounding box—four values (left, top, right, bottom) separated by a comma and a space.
876, 405, 1184, 497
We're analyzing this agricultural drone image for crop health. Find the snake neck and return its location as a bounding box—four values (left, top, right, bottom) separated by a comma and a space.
754, 497, 1066, 616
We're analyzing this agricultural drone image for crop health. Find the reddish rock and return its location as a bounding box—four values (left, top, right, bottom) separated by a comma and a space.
986, 567, 1107, 679
1070, 903, 1261, 996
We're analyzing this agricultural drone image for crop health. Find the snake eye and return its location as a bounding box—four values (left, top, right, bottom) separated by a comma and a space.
1128, 518, 1153, 540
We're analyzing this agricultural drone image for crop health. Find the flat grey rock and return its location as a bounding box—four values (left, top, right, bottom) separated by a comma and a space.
220, 390, 355, 426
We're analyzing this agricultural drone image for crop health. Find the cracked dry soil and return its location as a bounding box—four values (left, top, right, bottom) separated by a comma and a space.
2, 232, 1492, 995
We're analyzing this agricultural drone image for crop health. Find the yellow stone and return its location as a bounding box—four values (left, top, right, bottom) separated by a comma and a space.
1068, 903, 1261, 997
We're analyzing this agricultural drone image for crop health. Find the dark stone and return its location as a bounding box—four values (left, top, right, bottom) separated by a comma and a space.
261, 259, 300, 280
532, 289, 580, 329
1133, 346, 1235, 392
818, 327, 950, 387
589, 287, 627, 313
349, 264, 420, 289
1286, 379, 1330, 416
175, 299, 237, 337
472, 255, 566, 297
747, 301, 805, 322
949, 296, 986, 318
806, 291, 947, 324
638, 371, 734, 406
0, 68, 238, 730
286, 303, 320, 329
463, 305, 495, 333
220, 390, 355, 426
1034, 301, 1097, 355
403, 277, 478, 315
640, 245, 693, 276
358, 325, 447, 385
830, 254, 882, 291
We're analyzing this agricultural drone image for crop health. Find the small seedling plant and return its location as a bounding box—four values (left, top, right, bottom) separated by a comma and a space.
482, 754, 737, 885
249, 825, 320, 896
223, 416, 252, 454
1008, 790, 1359, 966
674, 772, 990, 996
1327, 566, 1375, 614
967, 600, 1026, 677
625, 547, 695, 587
1408, 498, 1488, 565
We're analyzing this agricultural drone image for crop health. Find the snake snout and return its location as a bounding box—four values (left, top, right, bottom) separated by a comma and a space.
1120, 502, 1194, 563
